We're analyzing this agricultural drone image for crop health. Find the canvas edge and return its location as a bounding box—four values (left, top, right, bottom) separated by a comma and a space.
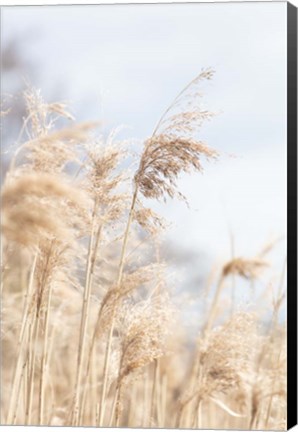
287, 1, 298, 430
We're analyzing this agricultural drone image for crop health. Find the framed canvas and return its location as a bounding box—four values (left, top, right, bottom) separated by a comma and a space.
0, 1, 297, 431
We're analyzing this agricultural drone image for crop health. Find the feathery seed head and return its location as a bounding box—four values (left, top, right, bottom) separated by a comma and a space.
117, 295, 174, 382
222, 257, 268, 280
134, 68, 218, 202
135, 135, 218, 202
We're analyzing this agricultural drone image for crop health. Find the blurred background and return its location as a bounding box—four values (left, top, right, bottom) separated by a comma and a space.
1, 2, 287, 327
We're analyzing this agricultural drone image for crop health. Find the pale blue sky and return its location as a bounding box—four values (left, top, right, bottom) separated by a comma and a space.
2, 2, 287, 308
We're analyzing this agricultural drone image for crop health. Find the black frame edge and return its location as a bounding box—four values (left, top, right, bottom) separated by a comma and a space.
287, 1, 298, 430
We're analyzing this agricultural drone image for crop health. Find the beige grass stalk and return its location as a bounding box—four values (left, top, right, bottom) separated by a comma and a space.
127, 381, 137, 426
108, 384, 119, 427
41, 300, 67, 425
22, 241, 55, 425
23, 353, 29, 421
72, 199, 98, 425
90, 344, 98, 425
150, 243, 163, 427
38, 278, 53, 424
25, 312, 38, 425
83, 290, 104, 388
77, 223, 103, 412
25, 306, 41, 424
190, 368, 204, 428
11, 309, 40, 425
229, 229, 236, 315
142, 368, 151, 427
78, 328, 100, 426
6, 252, 38, 425
150, 359, 159, 426
114, 378, 123, 426
263, 264, 286, 428
12, 349, 28, 424
203, 274, 226, 334
175, 392, 194, 427
176, 281, 221, 426
160, 372, 168, 427
204, 255, 268, 334
196, 398, 203, 429
98, 187, 138, 426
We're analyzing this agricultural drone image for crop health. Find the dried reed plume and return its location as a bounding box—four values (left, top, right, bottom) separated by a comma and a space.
114, 294, 174, 425
222, 257, 268, 280
135, 69, 219, 202
1, 173, 85, 247
177, 312, 259, 428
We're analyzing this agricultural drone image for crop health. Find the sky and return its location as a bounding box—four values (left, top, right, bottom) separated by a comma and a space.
1, 2, 287, 309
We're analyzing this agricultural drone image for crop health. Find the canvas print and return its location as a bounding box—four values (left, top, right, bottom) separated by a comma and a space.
1, 2, 295, 430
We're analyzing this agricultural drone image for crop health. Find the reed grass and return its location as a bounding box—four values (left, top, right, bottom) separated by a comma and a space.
1, 74, 286, 429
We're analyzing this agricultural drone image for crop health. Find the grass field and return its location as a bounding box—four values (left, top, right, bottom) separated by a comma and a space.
1, 71, 286, 429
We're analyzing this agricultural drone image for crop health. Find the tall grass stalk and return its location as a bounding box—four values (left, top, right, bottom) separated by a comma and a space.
98, 187, 138, 425
6, 252, 38, 424
72, 199, 98, 425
